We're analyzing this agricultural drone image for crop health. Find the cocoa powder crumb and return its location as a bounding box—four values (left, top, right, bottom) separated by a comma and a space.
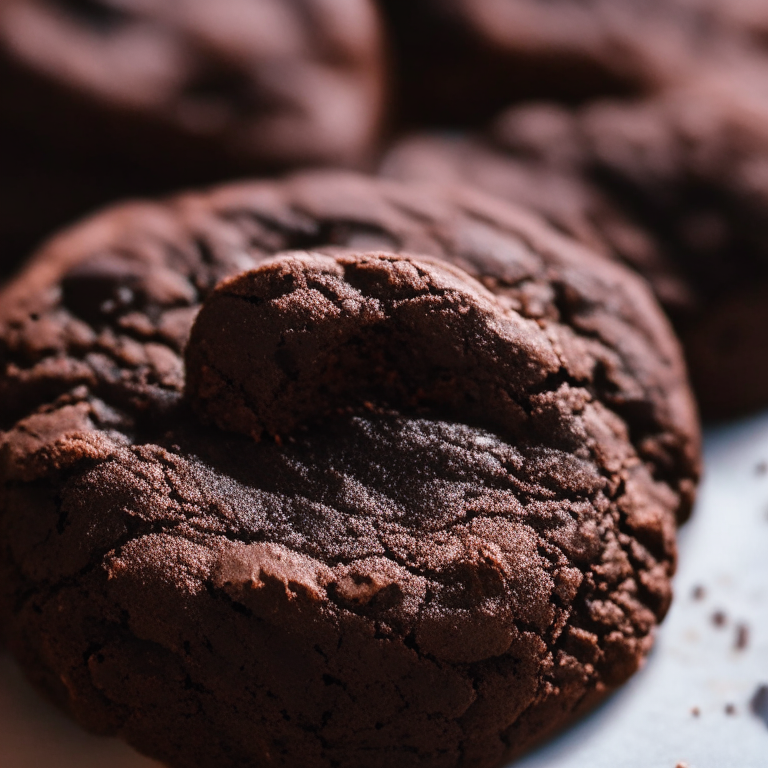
752, 685, 768, 728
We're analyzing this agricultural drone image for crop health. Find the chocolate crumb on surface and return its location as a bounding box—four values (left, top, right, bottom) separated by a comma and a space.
692, 585, 706, 601
725, 704, 736, 716
712, 610, 727, 628
752, 685, 768, 728
735, 623, 750, 651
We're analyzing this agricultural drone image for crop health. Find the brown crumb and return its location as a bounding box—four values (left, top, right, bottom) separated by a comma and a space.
725, 704, 736, 715
691, 585, 706, 601
756, 460, 768, 475
675, 762, 690, 768
735, 623, 750, 651
691, 707, 700, 717
752, 685, 768, 728
712, 610, 727, 628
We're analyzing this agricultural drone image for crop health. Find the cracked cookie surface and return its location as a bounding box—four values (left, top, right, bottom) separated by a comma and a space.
0, 172, 700, 768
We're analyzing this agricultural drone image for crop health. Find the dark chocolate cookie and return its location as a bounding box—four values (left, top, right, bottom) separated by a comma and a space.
377, 0, 736, 126
382, 77, 768, 418
0, 172, 700, 768
0, 0, 386, 279
0, 0, 385, 175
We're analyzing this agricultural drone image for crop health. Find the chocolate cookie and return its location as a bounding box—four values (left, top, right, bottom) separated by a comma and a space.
377, 0, 735, 126
0, 0, 385, 176
382, 77, 768, 418
0, 172, 700, 768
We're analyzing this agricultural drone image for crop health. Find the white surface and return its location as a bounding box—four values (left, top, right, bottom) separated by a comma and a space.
516, 412, 768, 768
1, 414, 767, 767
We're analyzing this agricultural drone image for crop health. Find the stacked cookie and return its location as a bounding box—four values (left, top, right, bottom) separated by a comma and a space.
0, 2, 762, 767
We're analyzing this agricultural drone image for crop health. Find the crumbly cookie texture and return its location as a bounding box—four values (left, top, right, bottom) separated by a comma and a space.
186, 252, 568, 440
0, 173, 700, 768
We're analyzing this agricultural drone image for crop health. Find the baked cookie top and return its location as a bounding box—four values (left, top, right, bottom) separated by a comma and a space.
0, 171, 699, 503
0, 172, 700, 767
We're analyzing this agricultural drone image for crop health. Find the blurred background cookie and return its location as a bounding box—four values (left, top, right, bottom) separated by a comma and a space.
381, 68, 768, 418
0, 0, 387, 275
376, 0, 739, 127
